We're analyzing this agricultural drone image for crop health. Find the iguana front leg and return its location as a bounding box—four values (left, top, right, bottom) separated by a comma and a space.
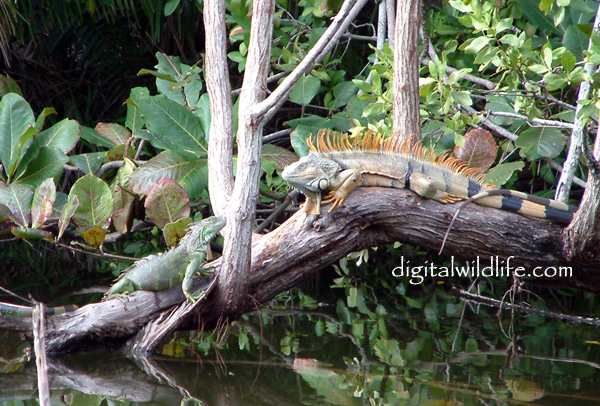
182, 253, 207, 302
322, 169, 362, 212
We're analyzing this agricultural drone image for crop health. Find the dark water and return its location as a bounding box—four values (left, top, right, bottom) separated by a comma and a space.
2, 286, 600, 405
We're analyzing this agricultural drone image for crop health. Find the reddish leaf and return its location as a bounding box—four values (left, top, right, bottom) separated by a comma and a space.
144, 178, 190, 229
453, 129, 497, 172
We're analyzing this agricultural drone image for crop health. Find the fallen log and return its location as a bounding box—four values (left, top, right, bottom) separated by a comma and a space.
2, 187, 598, 353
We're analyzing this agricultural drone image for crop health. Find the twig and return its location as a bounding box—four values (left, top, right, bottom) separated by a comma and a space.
556, 3, 600, 202
486, 111, 573, 129
455, 288, 600, 327
461, 105, 588, 188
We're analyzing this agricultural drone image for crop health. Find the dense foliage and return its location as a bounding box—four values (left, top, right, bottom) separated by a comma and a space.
0, 0, 596, 287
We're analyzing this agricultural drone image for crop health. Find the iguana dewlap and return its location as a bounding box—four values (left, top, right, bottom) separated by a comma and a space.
281, 130, 576, 221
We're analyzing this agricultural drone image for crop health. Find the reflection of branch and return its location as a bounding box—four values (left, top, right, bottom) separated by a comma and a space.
454, 287, 600, 327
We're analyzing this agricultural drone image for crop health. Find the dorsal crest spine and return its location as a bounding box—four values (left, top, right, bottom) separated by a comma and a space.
307, 129, 493, 187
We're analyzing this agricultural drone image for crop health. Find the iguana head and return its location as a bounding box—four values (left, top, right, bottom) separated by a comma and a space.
183, 216, 226, 245
282, 153, 341, 214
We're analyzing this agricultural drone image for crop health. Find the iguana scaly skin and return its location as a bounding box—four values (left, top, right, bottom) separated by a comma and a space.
0, 302, 77, 318
104, 216, 226, 303
282, 131, 576, 221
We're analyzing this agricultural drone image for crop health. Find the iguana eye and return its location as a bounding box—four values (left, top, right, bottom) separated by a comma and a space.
317, 178, 328, 190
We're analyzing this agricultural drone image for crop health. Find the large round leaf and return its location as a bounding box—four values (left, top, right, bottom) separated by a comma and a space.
138, 95, 206, 157
144, 177, 190, 229
69, 173, 113, 229
14, 147, 69, 188
129, 150, 207, 198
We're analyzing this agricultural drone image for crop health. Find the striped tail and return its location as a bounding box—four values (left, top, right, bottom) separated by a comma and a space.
440, 189, 577, 254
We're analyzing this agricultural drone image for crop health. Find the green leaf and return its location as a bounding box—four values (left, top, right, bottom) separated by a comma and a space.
95, 123, 130, 146
37, 118, 80, 154
57, 194, 79, 240
69, 173, 113, 229
194, 93, 212, 142
0, 182, 33, 227
484, 161, 525, 187
0, 93, 35, 177
125, 87, 150, 134
144, 177, 190, 229
14, 147, 69, 188
0, 202, 20, 224
34, 107, 57, 133
331, 81, 358, 109
69, 152, 106, 175
262, 144, 298, 170
138, 95, 207, 157
129, 150, 208, 198
31, 178, 56, 229
163, 216, 192, 247
561, 51, 576, 74
79, 125, 117, 148
11, 227, 52, 240
462, 36, 492, 54
289, 74, 321, 106
0, 75, 22, 97
516, 127, 566, 159
164, 0, 180, 16
110, 158, 137, 233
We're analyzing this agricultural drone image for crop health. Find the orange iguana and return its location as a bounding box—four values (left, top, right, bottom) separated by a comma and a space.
281, 130, 576, 223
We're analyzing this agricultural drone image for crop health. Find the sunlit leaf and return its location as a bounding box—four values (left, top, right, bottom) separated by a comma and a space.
144, 177, 190, 229
95, 122, 130, 146
129, 150, 208, 198
69, 173, 113, 229
125, 87, 150, 133
484, 161, 525, 187
79, 125, 117, 148
138, 95, 206, 157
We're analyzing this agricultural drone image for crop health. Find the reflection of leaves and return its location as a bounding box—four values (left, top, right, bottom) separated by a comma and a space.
505, 379, 544, 402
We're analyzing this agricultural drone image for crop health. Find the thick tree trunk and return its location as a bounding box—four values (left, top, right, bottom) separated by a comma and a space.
205, 0, 235, 216
563, 133, 600, 260
3, 187, 598, 353
393, 0, 422, 141
216, 0, 275, 318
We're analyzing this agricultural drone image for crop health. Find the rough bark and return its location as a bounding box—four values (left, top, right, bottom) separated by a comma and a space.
563, 133, 600, 260
3, 187, 598, 353
205, 0, 235, 216
393, 0, 422, 141
217, 0, 275, 318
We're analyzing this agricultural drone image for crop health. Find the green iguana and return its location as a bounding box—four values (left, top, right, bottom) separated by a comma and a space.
104, 216, 226, 302
282, 130, 576, 222
0, 302, 77, 318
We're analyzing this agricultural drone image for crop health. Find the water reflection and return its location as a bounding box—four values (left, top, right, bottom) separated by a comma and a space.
2, 290, 600, 405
